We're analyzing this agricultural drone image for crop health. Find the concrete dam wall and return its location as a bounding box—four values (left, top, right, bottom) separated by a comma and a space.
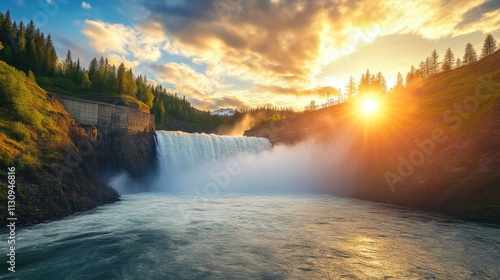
58, 96, 155, 133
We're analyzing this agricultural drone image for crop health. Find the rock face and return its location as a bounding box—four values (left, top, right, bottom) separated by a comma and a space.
8, 97, 121, 226
102, 131, 157, 177
94, 129, 157, 191
56, 95, 158, 193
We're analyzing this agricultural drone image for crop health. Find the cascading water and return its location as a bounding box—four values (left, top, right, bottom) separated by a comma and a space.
154, 131, 272, 191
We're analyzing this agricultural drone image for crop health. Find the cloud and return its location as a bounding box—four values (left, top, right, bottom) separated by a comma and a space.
82, 1, 92, 9
106, 53, 140, 69
132, 1, 499, 99
151, 62, 223, 97
455, 0, 500, 30
189, 96, 248, 111
376, 0, 498, 38
139, 0, 334, 90
53, 35, 87, 62
255, 85, 340, 98
83, 0, 500, 109
82, 20, 164, 62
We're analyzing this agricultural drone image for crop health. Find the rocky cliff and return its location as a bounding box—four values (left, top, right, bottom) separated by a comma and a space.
93, 129, 157, 193
1, 95, 120, 226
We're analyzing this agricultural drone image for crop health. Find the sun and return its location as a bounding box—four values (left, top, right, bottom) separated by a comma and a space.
361, 98, 378, 115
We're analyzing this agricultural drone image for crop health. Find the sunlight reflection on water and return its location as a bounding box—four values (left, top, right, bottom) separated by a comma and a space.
4, 193, 500, 279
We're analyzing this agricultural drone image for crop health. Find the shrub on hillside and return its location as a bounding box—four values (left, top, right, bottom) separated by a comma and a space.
0, 61, 44, 130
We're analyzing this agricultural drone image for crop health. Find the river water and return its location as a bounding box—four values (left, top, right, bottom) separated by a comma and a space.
3, 193, 499, 279
3, 131, 500, 279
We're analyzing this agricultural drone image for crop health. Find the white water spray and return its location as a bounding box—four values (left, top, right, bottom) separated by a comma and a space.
152, 130, 353, 195
154, 131, 273, 192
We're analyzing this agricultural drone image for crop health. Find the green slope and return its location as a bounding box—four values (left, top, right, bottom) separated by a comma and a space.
0, 61, 119, 226
351, 50, 500, 220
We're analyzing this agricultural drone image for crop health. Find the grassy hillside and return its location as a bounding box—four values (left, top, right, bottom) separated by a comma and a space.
0, 61, 119, 225
0, 61, 70, 170
350, 49, 500, 219
246, 49, 500, 220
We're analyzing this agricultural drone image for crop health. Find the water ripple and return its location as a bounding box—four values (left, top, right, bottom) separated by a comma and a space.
2, 193, 499, 279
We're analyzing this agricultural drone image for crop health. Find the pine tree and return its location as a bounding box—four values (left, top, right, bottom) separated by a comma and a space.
136, 75, 154, 108
34, 32, 46, 74
426, 50, 437, 75
456, 58, 462, 68
442, 48, 455, 71
25, 37, 37, 72
395, 72, 404, 90
0, 11, 15, 64
375, 71, 387, 94
124, 68, 137, 95
406, 65, 417, 85
419, 60, 429, 78
16, 21, 27, 71
0, 12, 59, 75
23, 21, 38, 72
415, 69, 423, 79
463, 43, 478, 65
90, 57, 106, 91
45, 34, 57, 76
116, 63, 137, 95
74, 58, 82, 81
105, 64, 118, 93
0, 11, 14, 46
344, 76, 357, 98
359, 69, 371, 94
116, 63, 127, 94
88, 58, 98, 79
64, 49, 73, 77
481, 34, 497, 58
81, 72, 91, 88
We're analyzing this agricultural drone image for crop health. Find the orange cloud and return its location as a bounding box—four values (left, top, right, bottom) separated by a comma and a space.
152, 62, 224, 98
82, 20, 164, 62
139, 0, 499, 83
106, 53, 139, 69
83, 0, 500, 109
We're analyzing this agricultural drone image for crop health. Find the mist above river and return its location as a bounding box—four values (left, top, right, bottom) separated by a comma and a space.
110, 131, 355, 196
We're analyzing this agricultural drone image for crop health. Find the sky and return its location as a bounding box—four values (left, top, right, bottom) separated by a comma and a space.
3, 0, 500, 111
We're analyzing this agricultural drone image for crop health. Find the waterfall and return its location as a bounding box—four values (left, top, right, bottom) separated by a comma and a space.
154, 131, 272, 191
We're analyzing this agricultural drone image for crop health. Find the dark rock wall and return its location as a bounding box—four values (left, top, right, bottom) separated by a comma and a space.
94, 129, 158, 192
